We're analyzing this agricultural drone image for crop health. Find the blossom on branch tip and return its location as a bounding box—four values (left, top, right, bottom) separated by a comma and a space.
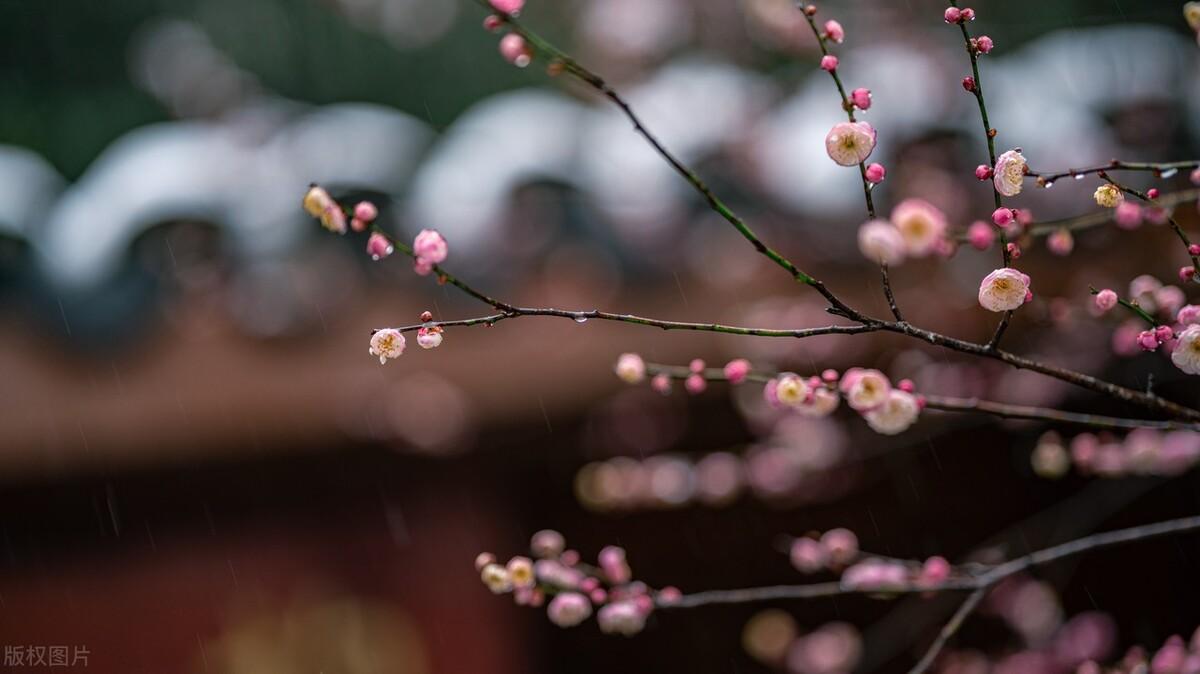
303, 185, 347, 234
1094, 289, 1118, 312
993, 149, 1027, 196
499, 33, 532, 67
823, 19, 845, 43
850, 87, 871, 110
863, 390, 921, 435
547, 592, 592, 627
820, 55, 838, 72
865, 162, 886, 183
614, 353, 646, 383
1172, 325, 1200, 375
891, 199, 948, 257
1094, 184, 1123, 208
825, 121, 876, 166
369, 329, 405, 364
416, 326, 443, 349
978, 268, 1032, 312
857, 220, 906, 265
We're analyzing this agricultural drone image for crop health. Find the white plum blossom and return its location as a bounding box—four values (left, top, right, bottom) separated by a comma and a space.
993, 149, 1027, 197
615, 353, 646, 383
857, 220, 906, 265
978, 268, 1032, 312
775, 373, 811, 407
844, 369, 891, 411
890, 199, 948, 257
795, 388, 840, 417
1171, 325, 1200, 375
864, 390, 921, 435
480, 563, 513, 594
825, 121, 876, 167
1093, 184, 1123, 208
369, 329, 406, 364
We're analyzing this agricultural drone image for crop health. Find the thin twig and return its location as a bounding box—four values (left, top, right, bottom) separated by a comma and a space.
1102, 174, 1200, 279
1029, 159, 1200, 186
907, 587, 988, 674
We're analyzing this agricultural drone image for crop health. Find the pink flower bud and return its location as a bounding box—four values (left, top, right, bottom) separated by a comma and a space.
1006, 241, 1022, 259
657, 586, 682, 604
1114, 202, 1143, 229
823, 19, 845, 43
1192, 168, 1200, 185
366, 232, 394, 260
1178, 305, 1200, 326
1155, 325, 1174, 342
919, 556, 951, 586
1094, 289, 1118, 312
864, 162, 886, 183
598, 546, 632, 584
967, 220, 994, 250
1047, 229, 1074, 256
483, 14, 504, 32
992, 207, 1013, 226
547, 592, 592, 628
489, 0, 524, 14
1181, 266, 1197, 282
499, 33, 532, 67
685, 373, 707, 395
1137, 330, 1160, 352
960, 7, 975, 20
943, 6, 962, 22
723, 359, 751, 384
897, 379, 915, 393
689, 358, 706, 373
1016, 208, 1034, 226
790, 538, 829, 573
962, 76, 975, 92
820, 528, 859, 566
531, 529, 566, 558
1147, 188, 1160, 199
820, 55, 838, 72
651, 373, 672, 395
413, 229, 448, 275
850, 87, 871, 110
975, 35, 994, 53
354, 201, 378, 224
974, 164, 993, 180
821, 369, 839, 383
1145, 206, 1170, 225
1190, 244, 1200, 255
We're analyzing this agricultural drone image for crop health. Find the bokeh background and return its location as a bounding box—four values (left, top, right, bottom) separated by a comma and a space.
2, 0, 1200, 672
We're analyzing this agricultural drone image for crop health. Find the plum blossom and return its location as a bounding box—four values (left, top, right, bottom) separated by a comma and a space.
967, 221, 995, 250
850, 88, 871, 110
823, 19, 845, 43
825, 121, 876, 166
615, 353, 646, 383
1093, 184, 1123, 208
366, 232, 394, 260
1094, 289, 1118, 313
864, 162, 886, 183
992, 149, 1027, 197
302, 185, 347, 234
864, 390, 921, 435
723, 359, 751, 384
369, 329, 406, 364
499, 34, 532, 67
890, 199, 948, 257
351, 201, 377, 231
857, 220, 906, 265
416, 326, 444, 349
1047, 229, 1073, 256
820, 528, 859, 565
507, 556, 535, 588
481, 563, 512, 594
531, 530, 565, 558
489, 0, 524, 13
795, 388, 840, 417
819, 55, 838, 72
597, 600, 647, 636
547, 592, 592, 627
843, 369, 890, 411
978, 268, 1032, 312
1178, 305, 1200, 326
1171, 325, 1200, 375
413, 229, 448, 275
1114, 202, 1142, 229
774, 373, 811, 407
790, 537, 829, 573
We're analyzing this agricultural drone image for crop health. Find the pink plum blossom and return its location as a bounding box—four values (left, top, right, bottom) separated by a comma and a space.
489, 0, 524, 14
993, 149, 1027, 197
1114, 201, 1143, 229
366, 232, 394, 260
499, 33, 532, 67
615, 353, 645, 383
864, 162, 886, 183
850, 87, 871, 110
825, 121, 876, 166
863, 390, 921, 435
547, 592, 592, 627
723, 359, 751, 384
978, 268, 1032, 312
1171, 325, 1200, 374
890, 199, 948, 257
968, 221, 995, 250
1094, 289, 1118, 312
857, 220, 906, 265
369, 329, 406, 364
416, 326, 443, 349
820, 55, 838, 72
823, 20, 845, 43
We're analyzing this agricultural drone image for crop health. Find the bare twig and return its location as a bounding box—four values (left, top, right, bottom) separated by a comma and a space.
1029, 159, 1200, 186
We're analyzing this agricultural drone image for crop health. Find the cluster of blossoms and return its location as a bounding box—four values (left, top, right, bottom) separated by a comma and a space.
1031, 428, 1200, 479
368, 312, 445, 364
475, 530, 680, 636
857, 199, 950, 265
742, 610, 864, 674
1094, 276, 1200, 375
789, 528, 953, 592
616, 354, 923, 436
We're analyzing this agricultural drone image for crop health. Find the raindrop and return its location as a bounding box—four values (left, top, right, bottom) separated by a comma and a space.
1160, 168, 1178, 178
574, 314, 589, 323
1073, 174, 1085, 180
1044, 181, 1055, 188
